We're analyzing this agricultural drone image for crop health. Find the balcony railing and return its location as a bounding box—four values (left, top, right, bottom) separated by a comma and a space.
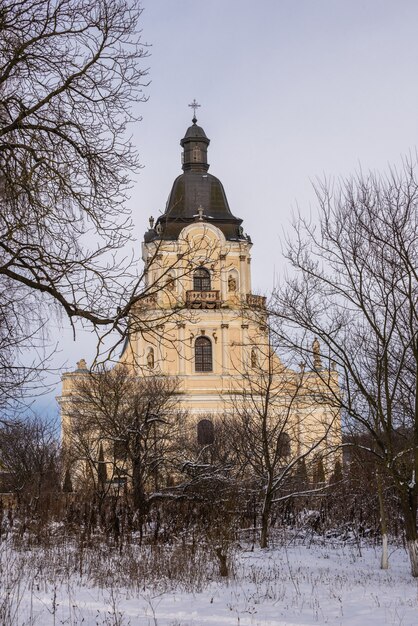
246, 293, 266, 309
186, 290, 221, 309
136, 294, 157, 308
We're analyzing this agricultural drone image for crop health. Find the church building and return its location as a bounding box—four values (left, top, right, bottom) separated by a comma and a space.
60, 111, 341, 474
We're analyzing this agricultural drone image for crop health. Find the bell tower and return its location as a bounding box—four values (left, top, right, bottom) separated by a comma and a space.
120, 113, 268, 416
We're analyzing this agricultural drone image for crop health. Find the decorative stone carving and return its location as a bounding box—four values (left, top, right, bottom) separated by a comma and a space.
147, 348, 155, 369
251, 348, 258, 369
313, 337, 322, 370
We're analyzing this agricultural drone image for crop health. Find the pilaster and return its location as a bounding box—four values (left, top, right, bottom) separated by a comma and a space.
221, 323, 229, 373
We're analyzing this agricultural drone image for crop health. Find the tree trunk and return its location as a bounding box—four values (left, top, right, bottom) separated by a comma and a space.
376, 468, 388, 569
132, 457, 145, 512
260, 511, 269, 549
260, 491, 273, 549
132, 456, 148, 538
400, 488, 418, 577
407, 539, 418, 578
215, 547, 228, 577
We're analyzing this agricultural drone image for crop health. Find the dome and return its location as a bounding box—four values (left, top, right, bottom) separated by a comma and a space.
182, 123, 209, 141
156, 171, 243, 240
149, 118, 249, 242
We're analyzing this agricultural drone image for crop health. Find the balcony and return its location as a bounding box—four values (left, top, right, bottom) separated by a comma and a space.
186, 290, 221, 309
246, 293, 266, 309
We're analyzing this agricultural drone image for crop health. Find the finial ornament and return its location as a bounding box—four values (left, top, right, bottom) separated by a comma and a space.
149, 216, 154, 229
312, 337, 322, 370
197, 205, 204, 221
188, 98, 201, 123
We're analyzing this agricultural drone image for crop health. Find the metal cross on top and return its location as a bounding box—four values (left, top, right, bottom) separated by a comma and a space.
188, 98, 201, 121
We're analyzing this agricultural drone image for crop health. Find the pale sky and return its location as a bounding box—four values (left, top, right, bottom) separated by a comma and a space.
33, 0, 418, 414
134, 0, 418, 283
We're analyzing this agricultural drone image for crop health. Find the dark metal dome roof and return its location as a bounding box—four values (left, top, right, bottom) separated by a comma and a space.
182, 123, 208, 141
146, 119, 249, 242
155, 171, 243, 240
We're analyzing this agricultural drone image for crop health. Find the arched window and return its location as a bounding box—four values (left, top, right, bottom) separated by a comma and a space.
193, 267, 211, 291
113, 439, 127, 461
195, 336, 213, 372
278, 432, 291, 458
197, 419, 215, 445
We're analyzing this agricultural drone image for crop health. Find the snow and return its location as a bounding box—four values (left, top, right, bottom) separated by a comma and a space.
1, 540, 417, 625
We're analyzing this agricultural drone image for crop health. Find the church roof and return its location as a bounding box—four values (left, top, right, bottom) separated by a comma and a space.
145, 118, 249, 243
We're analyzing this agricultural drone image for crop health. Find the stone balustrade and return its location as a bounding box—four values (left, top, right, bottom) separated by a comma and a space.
246, 293, 267, 309
186, 290, 221, 309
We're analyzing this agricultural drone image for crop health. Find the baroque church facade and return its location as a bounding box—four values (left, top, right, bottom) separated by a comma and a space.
60, 114, 341, 473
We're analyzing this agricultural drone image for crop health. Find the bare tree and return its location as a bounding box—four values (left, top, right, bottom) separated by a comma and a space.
65, 366, 182, 529
224, 339, 340, 548
168, 417, 243, 576
0, 0, 149, 319
0, 1, 219, 406
272, 161, 418, 575
0, 0, 149, 402
0, 414, 60, 506
0, 274, 55, 412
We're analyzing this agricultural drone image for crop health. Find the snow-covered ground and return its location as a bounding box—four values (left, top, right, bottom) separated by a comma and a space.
1, 539, 417, 625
